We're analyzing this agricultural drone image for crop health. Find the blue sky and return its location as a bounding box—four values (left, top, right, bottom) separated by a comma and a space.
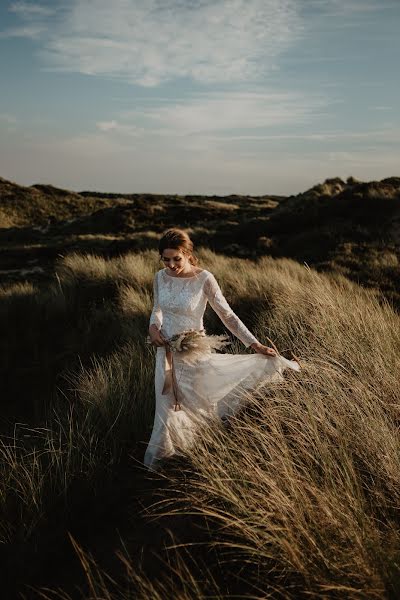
0, 0, 399, 195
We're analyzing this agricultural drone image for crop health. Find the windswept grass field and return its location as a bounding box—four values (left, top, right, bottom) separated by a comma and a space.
1, 248, 399, 598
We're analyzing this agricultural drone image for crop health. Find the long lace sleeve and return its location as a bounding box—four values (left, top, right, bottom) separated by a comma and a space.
149, 272, 163, 330
203, 273, 259, 348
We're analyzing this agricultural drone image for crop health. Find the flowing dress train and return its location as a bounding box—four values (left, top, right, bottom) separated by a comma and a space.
143, 268, 299, 471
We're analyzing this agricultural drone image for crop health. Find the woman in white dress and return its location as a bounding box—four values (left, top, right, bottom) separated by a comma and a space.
144, 229, 300, 471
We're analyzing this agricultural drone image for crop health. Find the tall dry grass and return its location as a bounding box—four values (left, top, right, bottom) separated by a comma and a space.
147, 256, 400, 598
34, 532, 226, 600
1, 249, 399, 598
0, 252, 159, 559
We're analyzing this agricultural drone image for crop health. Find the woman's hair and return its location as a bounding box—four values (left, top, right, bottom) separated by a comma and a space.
159, 228, 199, 265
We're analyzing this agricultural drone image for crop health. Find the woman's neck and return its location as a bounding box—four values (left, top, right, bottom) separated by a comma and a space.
167, 265, 195, 278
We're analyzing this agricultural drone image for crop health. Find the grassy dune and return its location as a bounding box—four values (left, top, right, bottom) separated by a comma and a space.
0, 177, 126, 229
2, 174, 400, 308
1, 249, 399, 598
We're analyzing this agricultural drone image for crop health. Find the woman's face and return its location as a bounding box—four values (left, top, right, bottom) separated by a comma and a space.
161, 247, 191, 275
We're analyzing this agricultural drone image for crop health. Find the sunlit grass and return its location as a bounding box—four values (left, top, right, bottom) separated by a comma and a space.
1, 248, 399, 598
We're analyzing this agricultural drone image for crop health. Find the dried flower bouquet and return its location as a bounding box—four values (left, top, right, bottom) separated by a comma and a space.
147, 328, 231, 363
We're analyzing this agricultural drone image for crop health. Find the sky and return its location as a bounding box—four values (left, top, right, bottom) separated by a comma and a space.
0, 0, 399, 195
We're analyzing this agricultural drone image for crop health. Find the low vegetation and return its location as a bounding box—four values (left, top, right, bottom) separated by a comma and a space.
1, 174, 399, 307
1, 249, 399, 598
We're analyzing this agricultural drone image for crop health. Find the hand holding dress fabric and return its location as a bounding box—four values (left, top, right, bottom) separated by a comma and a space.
250, 342, 277, 356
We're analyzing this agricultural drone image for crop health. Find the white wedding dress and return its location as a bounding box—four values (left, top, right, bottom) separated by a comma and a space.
143, 268, 300, 471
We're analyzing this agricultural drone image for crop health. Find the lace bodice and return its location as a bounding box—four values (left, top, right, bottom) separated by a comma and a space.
149, 268, 258, 348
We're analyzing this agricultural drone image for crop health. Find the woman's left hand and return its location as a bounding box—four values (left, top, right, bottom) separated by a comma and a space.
250, 342, 277, 357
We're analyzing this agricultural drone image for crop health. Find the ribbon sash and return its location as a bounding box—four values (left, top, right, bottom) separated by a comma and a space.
161, 347, 182, 411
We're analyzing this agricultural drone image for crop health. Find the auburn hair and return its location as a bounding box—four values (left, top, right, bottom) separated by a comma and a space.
159, 228, 199, 266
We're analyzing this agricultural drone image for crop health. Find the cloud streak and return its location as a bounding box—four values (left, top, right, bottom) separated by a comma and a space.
95, 91, 327, 141
89, 89, 334, 163
9, 1, 54, 17
307, 0, 398, 17
0, 24, 45, 39
1, 2, 52, 38
3, 0, 302, 86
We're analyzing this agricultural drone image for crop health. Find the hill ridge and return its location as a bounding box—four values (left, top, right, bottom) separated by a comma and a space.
1, 173, 399, 308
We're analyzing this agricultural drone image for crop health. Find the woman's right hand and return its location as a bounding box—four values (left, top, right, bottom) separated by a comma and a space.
148, 324, 166, 347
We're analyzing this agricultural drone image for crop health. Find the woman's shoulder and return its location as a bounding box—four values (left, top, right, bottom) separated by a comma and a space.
200, 269, 219, 287
197, 268, 215, 282
201, 268, 215, 279
196, 267, 210, 277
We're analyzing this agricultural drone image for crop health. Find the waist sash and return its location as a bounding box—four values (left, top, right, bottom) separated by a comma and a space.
161, 347, 182, 411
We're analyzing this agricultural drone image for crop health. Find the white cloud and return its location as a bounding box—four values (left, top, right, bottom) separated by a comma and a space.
90, 104, 400, 162
9, 2, 54, 17
1, 2, 53, 38
370, 106, 392, 111
307, 0, 397, 17
0, 24, 45, 38
4, 0, 302, 86
96, 120, 118, 132
213, 128, 400, 143
96, 120, 146, 136
96, 91, 327, 143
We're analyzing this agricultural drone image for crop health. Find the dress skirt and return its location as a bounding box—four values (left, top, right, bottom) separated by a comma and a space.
143, 346, 300, 471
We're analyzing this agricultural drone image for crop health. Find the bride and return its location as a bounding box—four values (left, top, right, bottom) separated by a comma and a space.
144, 228, 300, 471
